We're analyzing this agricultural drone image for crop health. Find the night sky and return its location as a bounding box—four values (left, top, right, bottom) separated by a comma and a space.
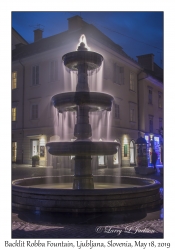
12, 11, 163, 68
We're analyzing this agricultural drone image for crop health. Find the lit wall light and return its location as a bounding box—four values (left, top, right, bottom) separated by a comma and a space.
150, 133, 154, 141
40, 138, 46, 146
145, 135, 149, 142
123, 135, 128, 144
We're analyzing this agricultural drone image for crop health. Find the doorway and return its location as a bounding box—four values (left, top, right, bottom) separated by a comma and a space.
30, 139, 39, 157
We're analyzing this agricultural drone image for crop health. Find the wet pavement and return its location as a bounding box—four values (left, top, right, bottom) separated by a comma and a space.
12, 164, 163, 239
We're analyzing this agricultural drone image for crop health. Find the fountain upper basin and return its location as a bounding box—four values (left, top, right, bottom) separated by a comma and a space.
62, 51, 103, 70
12, 175, 162, 213
46, 141, 119, 156
52, 92, 113, 112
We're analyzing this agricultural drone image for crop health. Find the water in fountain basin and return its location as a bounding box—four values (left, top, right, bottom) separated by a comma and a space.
29, 182, 141, 189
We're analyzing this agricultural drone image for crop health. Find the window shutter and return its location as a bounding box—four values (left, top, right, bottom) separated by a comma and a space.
55, 60, 58, 81
32, 104, 38, 119
32, 66, 36, 85
36, 66, 39, 85
130, 108, 135, 122
32, 105, 34, 119
50, 61, 54, 82
113, 63, 120, 84
130, 72, 135, 91
119, 67, 124, 85
114, 104, 119, 119
113, 63, 116, 83
50, 60, 58, 82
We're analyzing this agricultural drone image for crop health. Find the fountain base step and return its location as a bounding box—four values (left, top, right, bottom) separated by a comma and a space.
12, 176, 162, 213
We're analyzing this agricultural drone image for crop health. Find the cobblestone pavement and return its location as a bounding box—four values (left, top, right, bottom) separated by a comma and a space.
12, 164, 163, 239
12, 219, 163, 238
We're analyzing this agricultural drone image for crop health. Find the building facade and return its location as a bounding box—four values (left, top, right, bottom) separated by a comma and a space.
137, 55, 163, 166
12, 16, 163, 170
12, 28, 28, 50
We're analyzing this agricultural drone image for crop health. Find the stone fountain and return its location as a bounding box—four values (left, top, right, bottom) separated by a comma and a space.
47, 39, 118, 189
12, 36, 162, 213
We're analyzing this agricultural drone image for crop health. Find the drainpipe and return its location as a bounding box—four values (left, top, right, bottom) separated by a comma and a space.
19, 60, 25, 164
137, 70, 148, 138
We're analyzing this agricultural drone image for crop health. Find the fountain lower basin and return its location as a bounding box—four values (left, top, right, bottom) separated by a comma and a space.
12, 175, 162, 213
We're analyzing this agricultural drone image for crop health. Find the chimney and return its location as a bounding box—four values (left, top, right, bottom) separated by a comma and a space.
68, 15, 85, 31
137, 54, 154, 71
34, 29, 43, 42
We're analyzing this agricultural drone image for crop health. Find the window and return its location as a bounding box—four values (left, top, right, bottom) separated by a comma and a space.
129, 72, 135, 91
159, 118, 163, 129
98, 139, 105, 165
130, 108, 134, 122
154, 136, 159, 143
30, 139, 39, 157
12, 71, 17, 89
113, 153, 118, 165
98, 155, 105, 165
12, 107, 16, 121
31, 104, 38, 120
149, 115, 153, 133
113, 139, 120, 165
129, 102, 136, 123
148, 89, 152, 104
50, 60, 58, 82
114, 104, 120, 119
32, 65, 39, 85
12, 142, 17, 162
29, 98, 40, 120
40, 138, 46, 157
70, 139, 75, 160
158, 92, 162, 108
113, 63, 124, 85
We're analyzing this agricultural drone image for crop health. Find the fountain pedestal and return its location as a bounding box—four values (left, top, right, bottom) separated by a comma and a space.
73, 156, 94, 189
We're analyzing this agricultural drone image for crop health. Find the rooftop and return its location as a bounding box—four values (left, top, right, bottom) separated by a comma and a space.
12, 16, 137, 65
12, 15, 163, 82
